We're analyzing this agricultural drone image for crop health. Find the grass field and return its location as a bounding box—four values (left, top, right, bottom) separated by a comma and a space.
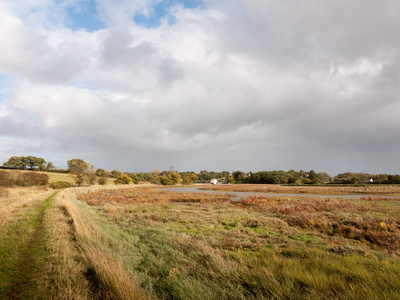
0, 168, 117, 185
1, 184, 400, 299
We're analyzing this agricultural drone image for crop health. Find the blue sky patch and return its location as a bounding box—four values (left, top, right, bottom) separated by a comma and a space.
66, 0, 105, 32
134, 0, 203, 28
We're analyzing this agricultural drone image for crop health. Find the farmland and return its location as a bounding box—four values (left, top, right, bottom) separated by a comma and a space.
1, 183, 400, 299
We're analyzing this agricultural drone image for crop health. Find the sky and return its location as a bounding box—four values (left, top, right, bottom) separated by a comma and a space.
0, 0, 399, 175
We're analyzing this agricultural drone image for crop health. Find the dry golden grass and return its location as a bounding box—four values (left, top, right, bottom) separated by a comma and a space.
59, 187, 149, 300
40, 192, 92, 299
0, 187, 53, 227
202, 183, 400, 195
1, 168, 75, 183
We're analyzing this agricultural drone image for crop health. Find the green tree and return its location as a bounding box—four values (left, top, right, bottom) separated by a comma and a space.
111, 170, 122, 178
168, 171, 181, 185
95, 168, 106, 177
3, 156, 28, 169
67, 158, 89, 186
26, 156, 45, 170
182, 175, 192, 185
126, 173, 139, 184
114, 174, 133, 185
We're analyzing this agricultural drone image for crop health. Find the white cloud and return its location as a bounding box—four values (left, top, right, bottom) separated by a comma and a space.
0, 0, 400, 174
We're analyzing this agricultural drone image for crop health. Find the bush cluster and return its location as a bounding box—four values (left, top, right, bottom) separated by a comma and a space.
0, 170, 49, 187
49, 179, 73, 189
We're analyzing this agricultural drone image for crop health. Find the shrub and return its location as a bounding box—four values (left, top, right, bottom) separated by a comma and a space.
98, 177, 107, 185
114, 174, 133, 185
159, 176, 172, 185
49, 180, 73, 189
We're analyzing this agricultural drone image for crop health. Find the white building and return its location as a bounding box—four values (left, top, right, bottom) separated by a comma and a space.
210, 178, 218, 184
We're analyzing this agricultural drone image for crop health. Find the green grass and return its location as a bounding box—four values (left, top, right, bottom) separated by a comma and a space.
0, 193, 57, 298
72, 187, 400, 299
3, 185, 400, 299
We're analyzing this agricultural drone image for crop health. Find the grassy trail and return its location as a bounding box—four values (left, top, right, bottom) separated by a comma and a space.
4, 193, 55, 299
0, 190, 96, 299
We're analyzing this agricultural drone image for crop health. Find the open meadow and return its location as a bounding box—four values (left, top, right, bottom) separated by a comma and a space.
1, 183, 400, 299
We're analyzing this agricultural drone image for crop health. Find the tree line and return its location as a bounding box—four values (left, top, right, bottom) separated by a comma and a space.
3, 156, 400, 186
2, 156, 54, 171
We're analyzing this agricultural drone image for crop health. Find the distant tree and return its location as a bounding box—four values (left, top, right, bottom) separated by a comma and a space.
45, 162, 54, 171
375, 174, 388, 184
182, 175, 192, 185
388, 175, 400, 184
159, 176, 172, 185
3, 156, 28, 169
198, 170, 211, 182
169, 171, 181, 185
225, 175, 235, 184
26, 156, 42, 170
309, 170, 317, 180
114, 174, 132, 185
188, 173, 198, 183
126, 173, 139, 184
3, 155, 49, 171
233, 171, 247, 182
95, 168, 106, 177
67, 158, 89, 186
111, 170, 122, 178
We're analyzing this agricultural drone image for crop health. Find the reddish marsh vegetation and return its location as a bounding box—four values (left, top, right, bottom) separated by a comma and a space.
203, 183, 400, 195
236, 195, 400, 251
77, 186, 231, 205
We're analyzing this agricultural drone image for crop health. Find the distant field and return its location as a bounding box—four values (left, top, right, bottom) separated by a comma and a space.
0, 169, 116, 185
1, 184, 400, 299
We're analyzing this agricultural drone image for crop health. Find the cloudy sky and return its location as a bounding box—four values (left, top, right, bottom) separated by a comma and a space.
0, 0, 399, 175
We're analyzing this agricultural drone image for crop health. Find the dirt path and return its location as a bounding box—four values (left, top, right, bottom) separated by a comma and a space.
5, 193, 55, 299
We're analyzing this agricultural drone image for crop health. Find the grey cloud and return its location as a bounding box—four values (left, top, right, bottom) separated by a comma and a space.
1, 1, 400, 174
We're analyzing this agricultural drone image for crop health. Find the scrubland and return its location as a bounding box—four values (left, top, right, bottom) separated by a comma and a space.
1, 184, 400, 299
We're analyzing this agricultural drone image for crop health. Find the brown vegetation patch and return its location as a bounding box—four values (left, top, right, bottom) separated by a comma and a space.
235, 195, 400, 251
203, 184, 400, 195
77, 187, 231, 206
0, 170, 49, 187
